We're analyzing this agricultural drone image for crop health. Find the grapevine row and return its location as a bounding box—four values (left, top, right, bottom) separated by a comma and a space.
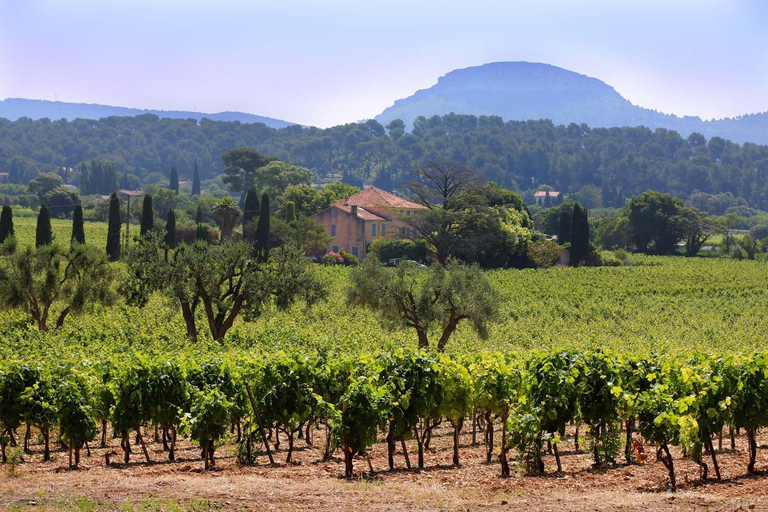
1, 349, 767, 489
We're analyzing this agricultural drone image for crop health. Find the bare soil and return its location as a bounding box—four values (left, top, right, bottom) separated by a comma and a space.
1, 423, 767, 511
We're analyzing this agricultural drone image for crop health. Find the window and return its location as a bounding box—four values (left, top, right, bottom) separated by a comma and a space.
381, 223, 386, 235
406, 210, 411, 216
404, 227, 410, 238
351, 246, 359, 257
371, 223, 377, 237
332, 246, 339, 253
331, 224, 336, 236
331, 209, 337, 219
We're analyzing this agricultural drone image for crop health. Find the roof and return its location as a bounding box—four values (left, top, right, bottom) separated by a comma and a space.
334, 186, 426, 210
534, 191, 560, 197
332, 203, 386, 221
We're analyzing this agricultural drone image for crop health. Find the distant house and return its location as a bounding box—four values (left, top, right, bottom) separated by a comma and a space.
0, 172, 9, 183
311, 186, 427, 259
534, 190, 561, 205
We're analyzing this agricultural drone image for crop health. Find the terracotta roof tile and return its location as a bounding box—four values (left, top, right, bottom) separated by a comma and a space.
333, 204, 386, 221
334, 186, 426, 210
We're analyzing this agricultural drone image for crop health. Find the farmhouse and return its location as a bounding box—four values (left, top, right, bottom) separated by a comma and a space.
311, 186, 427, 259
534, 190, 561, 205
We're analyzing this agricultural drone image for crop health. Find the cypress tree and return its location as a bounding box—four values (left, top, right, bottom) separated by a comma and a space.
254, 193, 270, 262
164, 209, 177, 249
140, 195, 154, 236
195, 223, 209, 243
36, 204, 53, 248
242, 187, 260, 243
169, 167, 179, 193
71, 204, 85, 245
195, 205, 203, 224
192, 161, 201, 196
570, 203, 588, 267
557, 207, 572, 245
0, 205, 14, 243
283, 201, 296, 223
106, 192, 121, 261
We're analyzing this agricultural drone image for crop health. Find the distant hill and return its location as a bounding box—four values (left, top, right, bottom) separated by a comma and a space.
0, 98, 295, 129
375, 62, 768, 145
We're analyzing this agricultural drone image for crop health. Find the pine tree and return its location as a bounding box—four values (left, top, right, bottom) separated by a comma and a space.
164, 209, 177, 249
192, 161, 201, 196
106, 192, 121, 261
0, 205, 14, 243
255, 193, 270, 262
242, 187, 260, 243
71, 204, 85, 245
195, 205, 203, 224
140, 195, 154, 237
169, 167, 179, 193
36, 205, 53, 248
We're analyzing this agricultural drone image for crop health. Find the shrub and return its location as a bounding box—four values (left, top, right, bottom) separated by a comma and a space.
322, 252, 344, 266
339, 249, 358, 266
526, 239, 562, 269
370, 238, 427, 263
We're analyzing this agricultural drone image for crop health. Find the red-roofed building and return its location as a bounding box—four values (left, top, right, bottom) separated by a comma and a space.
311, 186, 427, 259
534, 190, 561, 205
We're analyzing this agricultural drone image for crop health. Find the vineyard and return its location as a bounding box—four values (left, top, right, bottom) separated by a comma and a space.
2, 257, 768, 510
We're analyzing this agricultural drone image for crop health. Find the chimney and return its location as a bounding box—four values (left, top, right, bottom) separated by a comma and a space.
351, 205, 358, 217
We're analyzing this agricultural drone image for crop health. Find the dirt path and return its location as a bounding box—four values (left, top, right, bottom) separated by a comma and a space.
1, 425, 767, 511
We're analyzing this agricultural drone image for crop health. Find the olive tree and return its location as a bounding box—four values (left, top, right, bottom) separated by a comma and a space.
122, 238, 327, 342
0, 242, 116, 331
348, 260, 499, 351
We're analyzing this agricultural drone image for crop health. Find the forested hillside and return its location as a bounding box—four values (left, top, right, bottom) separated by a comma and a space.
3, 113, 768, 208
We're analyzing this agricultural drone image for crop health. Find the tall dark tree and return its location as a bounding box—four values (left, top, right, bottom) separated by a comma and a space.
255, 193, 270, 262
242, 187, 260, 243
195, 205, 203, 224
283, 201, 296, 223
36, 205, 53, 248
570, 203, 589, 266
0, 205, 14, 243
169, 167, 179, 193
164, 209, 177, 249
71, 204, 85, 245
192, 161, 201, 196
140, 195, 154, 237
106, 192, 121, 261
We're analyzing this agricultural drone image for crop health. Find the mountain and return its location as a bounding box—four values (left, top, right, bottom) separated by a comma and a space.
375, 62, 768, 145
0, 98, 295, 129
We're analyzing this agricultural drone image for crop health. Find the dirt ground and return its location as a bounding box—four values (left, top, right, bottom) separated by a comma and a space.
1, 423, 767, 511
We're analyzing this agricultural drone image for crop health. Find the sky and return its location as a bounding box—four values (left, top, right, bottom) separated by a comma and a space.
1, 0, 767, 127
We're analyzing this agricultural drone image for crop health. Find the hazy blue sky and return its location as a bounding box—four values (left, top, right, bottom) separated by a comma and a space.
1, 0, 767, 127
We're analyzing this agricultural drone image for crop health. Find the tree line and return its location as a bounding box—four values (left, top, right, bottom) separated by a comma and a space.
3, 114, 768, 208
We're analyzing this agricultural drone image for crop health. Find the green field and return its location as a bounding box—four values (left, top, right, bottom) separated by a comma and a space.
3, 256, 768, 361
9, 214, 109, 250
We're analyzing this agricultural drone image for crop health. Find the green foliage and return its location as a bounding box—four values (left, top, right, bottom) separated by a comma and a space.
370, 238, 427, 263
254, 193, 270, 262
106, 192, 121, 261
241, 187, 259, 243
627, 191, 685, 254
0, 205, 14, 243
348, 260, 500, 351
71, 204, 85, 245
192, 161, 201, 196
165, 209, 177, 248
221, 147, 273, 194
169, 167, 179, 193
0, 243, 116, 331
36, 204, 52, 247
140, 195, 154, 237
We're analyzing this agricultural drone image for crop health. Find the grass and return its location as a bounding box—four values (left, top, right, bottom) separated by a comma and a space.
9, 216, 109, 249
